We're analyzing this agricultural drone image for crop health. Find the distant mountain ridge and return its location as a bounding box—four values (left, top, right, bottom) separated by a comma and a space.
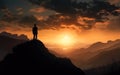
86, 39, 120, 67
0, 40, 85, 75
0, 31, 29, 40
85, 61, 120, 75
69, 39, 120, 69
0, 32, 28, 61
87, 39, 120, 52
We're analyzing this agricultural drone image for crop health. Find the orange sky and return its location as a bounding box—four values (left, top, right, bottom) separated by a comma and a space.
1, 26, 120, 52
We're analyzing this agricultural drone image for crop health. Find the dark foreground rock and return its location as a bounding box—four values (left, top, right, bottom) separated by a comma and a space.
0, 40, 85, 75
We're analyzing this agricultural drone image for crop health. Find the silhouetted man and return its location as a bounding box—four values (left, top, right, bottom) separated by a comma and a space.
32, 24, 38, 39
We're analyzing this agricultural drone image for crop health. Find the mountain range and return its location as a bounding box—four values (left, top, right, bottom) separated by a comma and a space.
69, 39, 120, 69
0, 31, 120, 75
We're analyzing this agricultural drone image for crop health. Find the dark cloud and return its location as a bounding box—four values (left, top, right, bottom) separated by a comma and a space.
28, 0, 119, 17
18, 15, 38, 26
0, 0, 120, 31
107, 0, 120, 5
27, 0, 120, 30
0, 15, 38, 28
29, 0, 76, 14
0, 5, 36, 26
0, 9, 38, 28
1, 8, 14, 20
108, 15, 120, 31
0, 0, 5, 9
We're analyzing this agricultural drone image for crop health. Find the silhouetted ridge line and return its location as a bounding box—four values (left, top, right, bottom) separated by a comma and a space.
0, 39, 85, 75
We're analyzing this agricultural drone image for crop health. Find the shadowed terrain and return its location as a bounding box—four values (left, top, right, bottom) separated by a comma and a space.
0, 32, 28, 61
0, 40, 85, 75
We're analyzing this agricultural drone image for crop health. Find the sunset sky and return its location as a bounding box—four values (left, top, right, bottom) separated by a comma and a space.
0, 0, 120, 50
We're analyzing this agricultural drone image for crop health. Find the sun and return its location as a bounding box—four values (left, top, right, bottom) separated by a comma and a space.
58, 33, 76, 47
39, 29, 79, 51
61, 35, 72, 45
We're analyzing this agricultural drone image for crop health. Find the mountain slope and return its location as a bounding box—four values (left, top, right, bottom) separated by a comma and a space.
85, 61, 120, 75
69, 39, 120, 69
86, 46, 120, 68
0, 40, 85, 75
0, 35, 27, 61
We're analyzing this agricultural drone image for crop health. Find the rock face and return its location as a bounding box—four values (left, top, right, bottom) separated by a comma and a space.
0, 40, 85, 75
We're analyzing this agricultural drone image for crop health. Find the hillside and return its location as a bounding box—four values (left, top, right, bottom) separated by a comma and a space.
69, 39, 120, 69
0, 33, 27, 61
85, 61, 120, 75
0, 40, 85, 75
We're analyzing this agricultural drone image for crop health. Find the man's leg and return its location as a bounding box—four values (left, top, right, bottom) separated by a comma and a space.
36, 34, 37, 39
34, 34, 36, 39
33, 34, 35, 39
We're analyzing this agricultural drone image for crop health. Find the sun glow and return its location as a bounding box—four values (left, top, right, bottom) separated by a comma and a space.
57, 32, 77, 48
39, 29, 80, 52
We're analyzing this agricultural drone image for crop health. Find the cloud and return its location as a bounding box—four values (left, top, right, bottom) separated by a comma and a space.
107, 15, 120, 31
0, 0, 5, 9
0, 20, 21, 31
0, 7, 37, 27
1, 8, 13, 18
108, 0, 120, 5
0, 12, 38, 29
17, 11, 24, 15
16, 7, 24, 15
0, 0, 120, 31
18, 15, 38, 25
30, 7, 47, 13
94, 21, 109, 29
34, 14, 49, 21
27, 0, 120, 30
16, 7, 23, 11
